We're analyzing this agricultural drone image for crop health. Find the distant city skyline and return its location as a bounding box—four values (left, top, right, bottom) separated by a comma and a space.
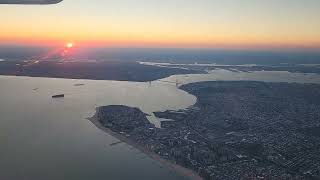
1, 0, 320, 50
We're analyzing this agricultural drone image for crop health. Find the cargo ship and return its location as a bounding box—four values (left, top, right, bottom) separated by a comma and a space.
52, 94, 64, 98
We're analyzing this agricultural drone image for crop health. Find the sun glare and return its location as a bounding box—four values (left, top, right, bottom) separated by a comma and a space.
66, 43, 73, 48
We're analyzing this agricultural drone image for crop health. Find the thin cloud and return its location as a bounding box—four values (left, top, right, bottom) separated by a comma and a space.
0, 0, 62, 4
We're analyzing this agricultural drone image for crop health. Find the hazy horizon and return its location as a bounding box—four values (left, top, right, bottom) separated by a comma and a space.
1, 45, 320, 65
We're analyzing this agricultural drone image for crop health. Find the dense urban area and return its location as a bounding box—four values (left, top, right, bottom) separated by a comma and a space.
95, 81, 320, 180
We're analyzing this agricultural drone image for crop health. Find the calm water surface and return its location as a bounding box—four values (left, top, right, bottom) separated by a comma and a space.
0, 76, 192, 180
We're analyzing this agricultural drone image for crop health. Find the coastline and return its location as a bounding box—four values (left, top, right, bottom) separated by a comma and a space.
88, 115, 203, 180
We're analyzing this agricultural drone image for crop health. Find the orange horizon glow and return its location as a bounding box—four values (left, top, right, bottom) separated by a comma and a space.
1, 36, 319, 50
1, 0, 320, 51
0, 0, 320, 49
1, 27, 320, 49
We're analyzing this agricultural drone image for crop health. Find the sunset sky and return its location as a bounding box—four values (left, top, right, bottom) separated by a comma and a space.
1, 0, 320, 49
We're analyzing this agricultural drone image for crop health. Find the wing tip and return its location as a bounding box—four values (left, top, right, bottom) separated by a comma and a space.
0, 0, 63, 4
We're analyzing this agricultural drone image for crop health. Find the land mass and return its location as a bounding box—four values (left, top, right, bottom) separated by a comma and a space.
0, 60, 200, 82
92, 81, 320, 180
2, 59, 320, 83
140, 62, 320, 74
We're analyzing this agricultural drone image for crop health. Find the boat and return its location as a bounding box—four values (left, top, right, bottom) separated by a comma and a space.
52, 94, 65, 98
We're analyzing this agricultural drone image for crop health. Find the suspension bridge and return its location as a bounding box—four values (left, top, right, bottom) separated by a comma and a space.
147, 80, 182, 87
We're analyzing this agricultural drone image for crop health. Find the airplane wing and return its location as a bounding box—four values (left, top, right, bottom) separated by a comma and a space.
0, 0, 62, 4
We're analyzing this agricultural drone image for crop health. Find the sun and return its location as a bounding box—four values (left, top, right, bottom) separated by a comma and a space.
66, 43, 73, 48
